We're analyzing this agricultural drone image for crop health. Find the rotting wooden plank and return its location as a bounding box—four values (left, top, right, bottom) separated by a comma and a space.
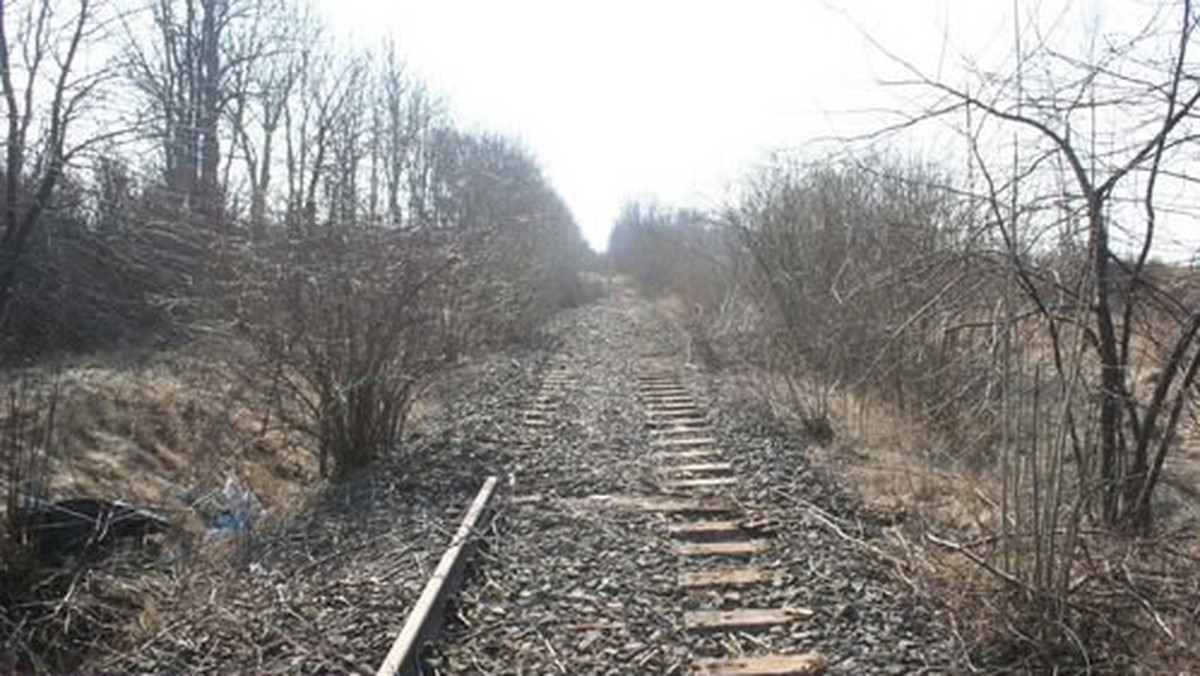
692, 653, 830, 675
647, 412, 708, 422
651, 424, 714, 435
643, 400, 698, 407
647, 405, 702, 413
651, 437, 719, 447
678, 567, 772, 588
683, 608, 812, 632
644, 401, 699, 409
582, 494, 738, 514
657, 462, 734, 475
376, 476, 498, 676
666, 519, 743, 537
647, 406, 704, 415
655, 449, 724, 460
641, 393, 692, 401
661, 477, 738, 491
647, 420, 710, 430
674, 540, 771, 556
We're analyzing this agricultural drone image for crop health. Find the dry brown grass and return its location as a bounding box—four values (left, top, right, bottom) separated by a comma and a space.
814, 390, 1001, 538
0, 336, 320, 538
794, 380, 1200, 670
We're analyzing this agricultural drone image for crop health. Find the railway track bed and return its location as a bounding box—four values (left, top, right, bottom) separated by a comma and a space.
429, 291, 959, 674
89, 287, 957, 674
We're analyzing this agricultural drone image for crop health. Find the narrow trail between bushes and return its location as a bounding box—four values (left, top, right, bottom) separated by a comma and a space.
429, 285, 959, 675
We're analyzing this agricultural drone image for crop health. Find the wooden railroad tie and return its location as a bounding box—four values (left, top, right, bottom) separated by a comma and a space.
646, 412, 707, 422
596, 495, 738, 515
652, 437, 718, 448
657, 462, 734, 476
692, 652, 830, 676
647, 420, 711, 431
683, 608, 813, 632
677, 567, 773, 588
666, 519, 744, 537
642, 393, 692, 401
660, 477, 738, 491
653, 425, 715, 437
655, 450, 725, 463
673, 540, 771, 556
647, 402, 703, 411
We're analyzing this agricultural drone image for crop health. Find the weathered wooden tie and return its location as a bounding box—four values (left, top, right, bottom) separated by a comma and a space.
692, 653, 830, 676
674, 540, 771, 556
648, 421, 711, 432
661, 477, 738, 491
683, 608, 813, 632
666, 519, 743, 537
657, 462, 734, 476
678, 567, 773, 588
652, 425, 715, 436
643, 395, 696, 403
648, 400, 702, 409
640, 385, 690, 393
652, 437, 719, 447
655, 450, 724, 463
647, 412, 708, 422
593, 495, 738, 514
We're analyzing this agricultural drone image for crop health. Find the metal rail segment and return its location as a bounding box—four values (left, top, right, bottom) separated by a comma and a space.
375, 475, 499, 676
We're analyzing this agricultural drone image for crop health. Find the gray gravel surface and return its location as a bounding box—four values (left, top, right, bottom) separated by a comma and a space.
437, 287, 961, 674
691, 368, 962, 673
87, 339, 550, 674
90, 285, 960, 674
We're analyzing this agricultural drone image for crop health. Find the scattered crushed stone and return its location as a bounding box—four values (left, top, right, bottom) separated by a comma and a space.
85, 284, 960, 674
86, 340, 549, 674
437, 285, 960, 674
693, 369, 962, 673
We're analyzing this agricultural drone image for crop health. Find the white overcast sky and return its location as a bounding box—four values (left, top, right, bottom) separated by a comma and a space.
316, 0, 1162, 252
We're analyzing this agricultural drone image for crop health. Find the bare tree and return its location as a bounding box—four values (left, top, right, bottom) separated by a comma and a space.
879, 0, 1200, 531
126, 0, 268, 221
226, 0, 307, 241
0, 0, 118, 324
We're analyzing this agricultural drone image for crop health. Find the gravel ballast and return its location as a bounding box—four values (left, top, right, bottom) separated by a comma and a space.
89, 285, 960, 674
437, 286, 960, 674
